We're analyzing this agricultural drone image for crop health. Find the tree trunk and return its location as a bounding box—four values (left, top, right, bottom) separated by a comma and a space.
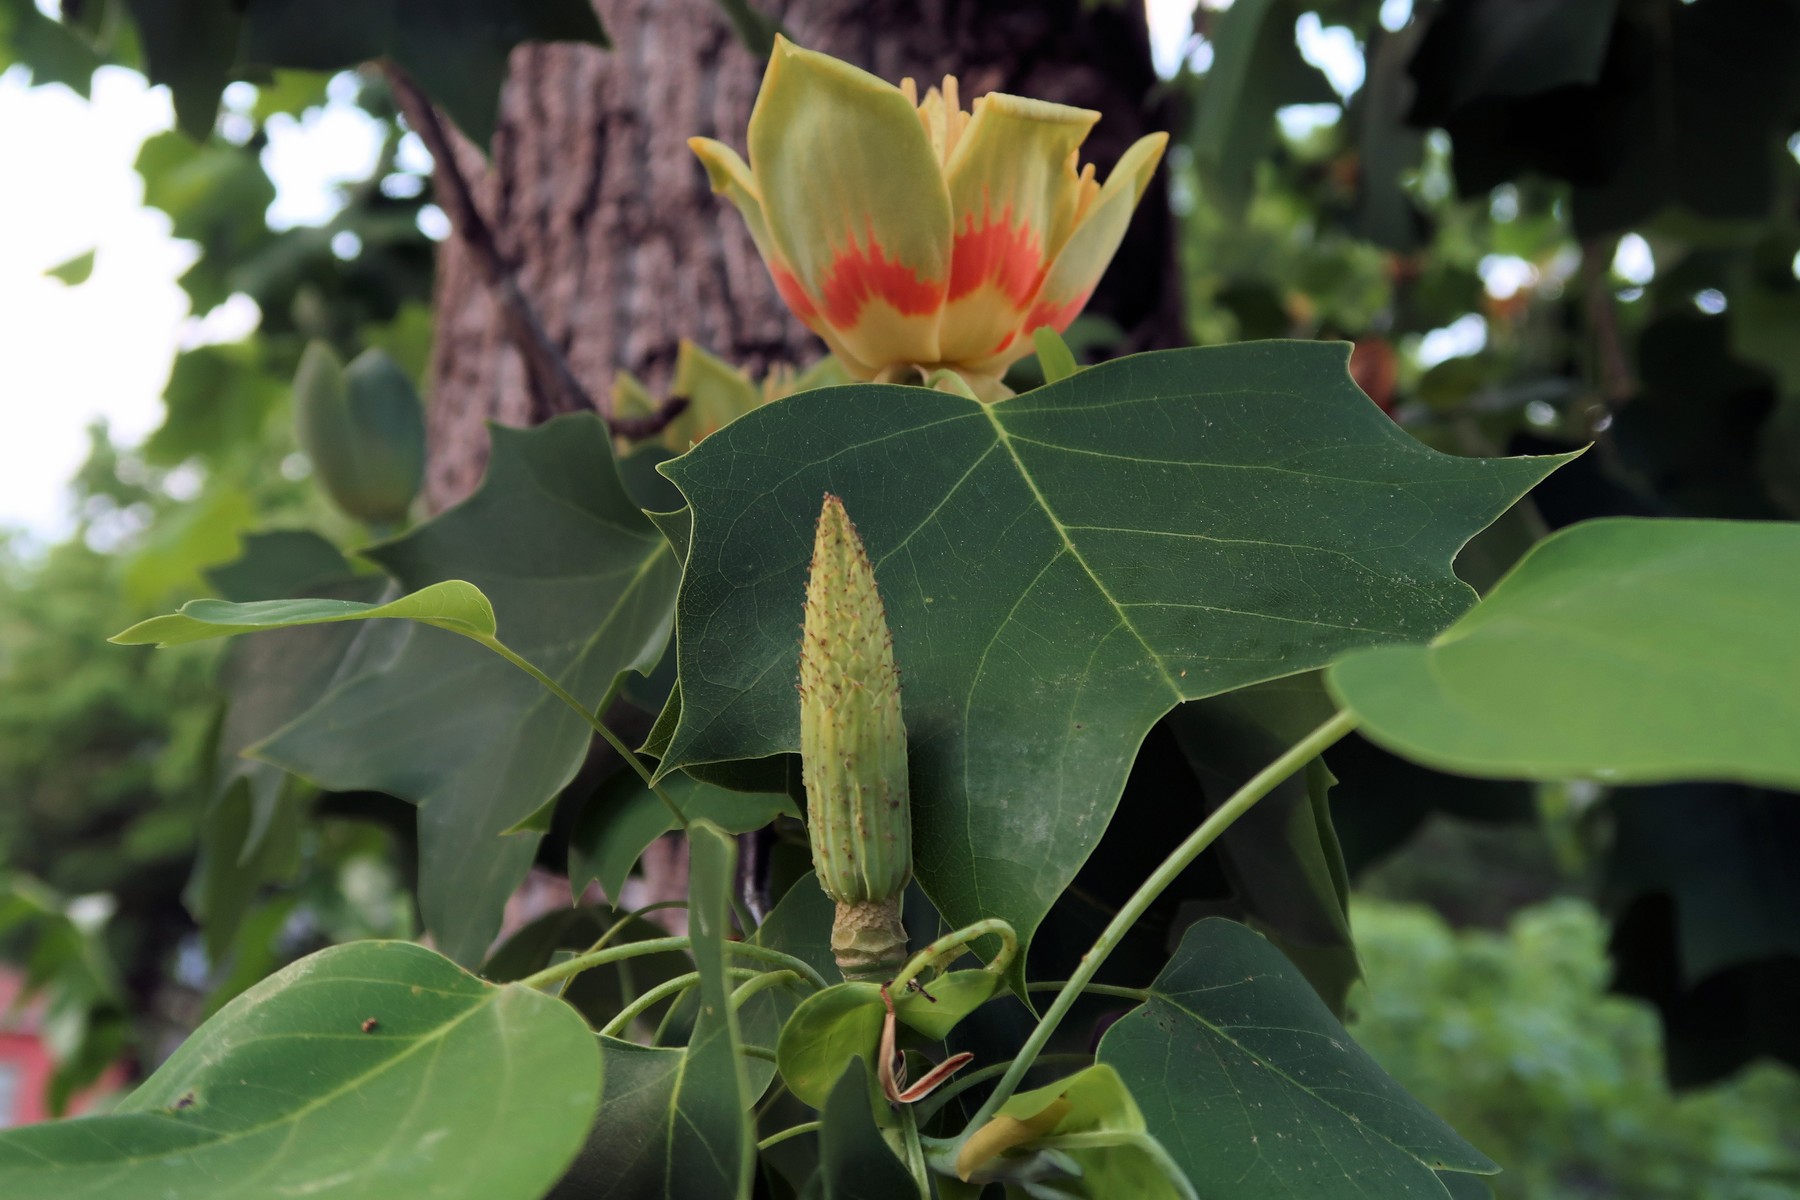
422, 0, 1181, 509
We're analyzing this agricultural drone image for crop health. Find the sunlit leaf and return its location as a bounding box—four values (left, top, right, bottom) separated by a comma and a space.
0, 941, 600, 1199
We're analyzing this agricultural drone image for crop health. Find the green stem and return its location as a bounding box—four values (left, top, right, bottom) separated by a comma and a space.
961, 708, 1358, 1135
731, 969, 803, 1010
889, 919, 1018, 993
517, 935, 830, 992
740, 1044, 778, 1064
757, 1121, 820, 1151
598, 967, 768, 1038
1024, 981, 1149, 1002
912, 1053, 1092, 1123
473, 633, 688, 828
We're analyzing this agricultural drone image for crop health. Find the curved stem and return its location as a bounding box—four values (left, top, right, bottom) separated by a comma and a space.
472, 633, 689, 828
731, 969, 804, 1010
757, 1121, 820, 1151
518, 935, 830, 992
960, 708, 1359, 1135
598, 967, 766, 1038
740, 1044, 778, 1064
889, 919, 1018, 993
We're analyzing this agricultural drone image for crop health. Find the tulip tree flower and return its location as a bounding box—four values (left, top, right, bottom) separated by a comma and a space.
690, 37, 1167, 398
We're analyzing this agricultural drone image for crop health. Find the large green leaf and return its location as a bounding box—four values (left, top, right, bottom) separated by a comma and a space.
256, 414, 680, 963
243, 0, 609, 145
657, 344, 1565, 982
0, 941, 599, 1199
815, 1060, 915, 1199
1328, 518, 1800, 789
1099, 919, 1495, 1199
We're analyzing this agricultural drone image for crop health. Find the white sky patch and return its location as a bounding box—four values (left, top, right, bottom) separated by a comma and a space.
1613, 233, 1655, 285
0, 67, 186, 541
0, 65, 364, 537
1479, 254, 1538, 300
1146, 0, 1218, 78
262, 99, 385, 229
1417, 313, 1489, 367
1296, 14, 1365, 98
1380, 0, 1415, 31
1277, 103, 1342, 140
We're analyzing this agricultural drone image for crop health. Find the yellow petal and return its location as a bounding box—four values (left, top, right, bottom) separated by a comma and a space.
1005, 131, 1168, 363
936, 93, 1099, 366
748, 37, 953, 367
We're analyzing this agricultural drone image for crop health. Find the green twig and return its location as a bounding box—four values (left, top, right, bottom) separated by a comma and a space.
731, 969, 804, 1010
1024, 981, 1149, 1002
889, 919, 1018, 993
597, 967, 760, 1038
757, 1121, 820, 1151
517, 934, 830, 992
960, 708, 1359, 1135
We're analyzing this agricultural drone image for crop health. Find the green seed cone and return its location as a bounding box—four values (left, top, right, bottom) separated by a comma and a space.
799, 494, 911, 981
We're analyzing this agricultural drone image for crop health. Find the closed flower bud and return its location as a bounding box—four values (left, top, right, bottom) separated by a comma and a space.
293, 341, 426, 527
799, 493, 911, 980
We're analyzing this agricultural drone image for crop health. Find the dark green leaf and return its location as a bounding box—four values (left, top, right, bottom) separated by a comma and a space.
256, 414, 680, 963
121, 0, 240, 138
1099, 918, 1495, 1198
570, 770, 796, 900
1406, 0, 1618, 122
243, 0, 610, 145
817, 1060, 914, 1199
203, 529, 354, 602
1329, 518, 1800, 790
659, 344, 1566, 985
0, 941, 600, 1199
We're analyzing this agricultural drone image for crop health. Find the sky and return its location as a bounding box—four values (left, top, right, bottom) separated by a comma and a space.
0, 0, 1478, 542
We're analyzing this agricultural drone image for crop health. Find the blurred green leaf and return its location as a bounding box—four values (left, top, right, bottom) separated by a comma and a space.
1330, 518, 1800, 789
43, 249, 94, 285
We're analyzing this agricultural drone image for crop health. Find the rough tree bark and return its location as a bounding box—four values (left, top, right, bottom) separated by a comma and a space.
422, 0, 1182, 509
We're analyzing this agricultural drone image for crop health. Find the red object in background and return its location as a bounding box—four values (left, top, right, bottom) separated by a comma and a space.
1350, 337, 1399, 414
0, 968, 122, 1127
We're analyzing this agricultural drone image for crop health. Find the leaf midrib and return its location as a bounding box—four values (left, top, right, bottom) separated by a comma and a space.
981, 403, 1185, 705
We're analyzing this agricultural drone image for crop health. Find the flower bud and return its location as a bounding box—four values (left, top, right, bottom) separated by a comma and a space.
799, 493, 911, 980
293, 341, 425, 527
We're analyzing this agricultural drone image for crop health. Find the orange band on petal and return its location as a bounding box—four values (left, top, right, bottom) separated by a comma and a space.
949, 207, 1045, 307
1026, 287, 1094, 336
817, 232, 945, 329
771, 266, 822, 325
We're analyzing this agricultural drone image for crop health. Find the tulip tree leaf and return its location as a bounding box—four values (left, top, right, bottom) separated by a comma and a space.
1099, 918, 1496, 1199
255, 414, 680, 964
1328, 518, 1800, 789
112, 579, 496, 647
816, 1060, 915, 1199
0, 941, 600, 1199
656, 343, 1567, 985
